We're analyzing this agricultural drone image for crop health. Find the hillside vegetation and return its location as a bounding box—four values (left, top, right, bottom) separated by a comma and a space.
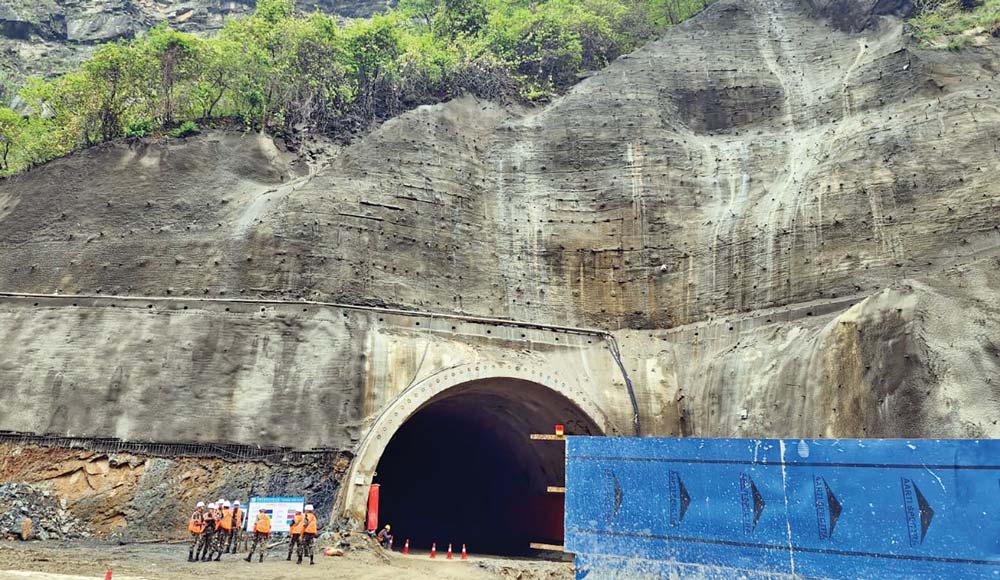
0, 0, 710, 175
910, 0, 1000, 47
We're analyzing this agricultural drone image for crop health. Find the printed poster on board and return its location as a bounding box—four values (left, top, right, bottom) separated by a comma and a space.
246, 496, 305, 533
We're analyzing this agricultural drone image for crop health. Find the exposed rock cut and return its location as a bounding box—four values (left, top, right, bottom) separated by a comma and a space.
0, 443, 349, 536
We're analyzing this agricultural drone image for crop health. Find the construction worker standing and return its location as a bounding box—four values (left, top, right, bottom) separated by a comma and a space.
287, 509, 304, 562
229, 501, 243, 554
299, 504, 319, 565
214, 501, 233, 560
199, 503, 218, 561
187, 502, 206, 562
245, 508, 271, 563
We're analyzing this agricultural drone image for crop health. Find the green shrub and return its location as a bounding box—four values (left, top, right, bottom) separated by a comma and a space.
126, 120, 155, 138
1, 0, 714, 175
910, 0, 1000, 46
169, 120, 199, 138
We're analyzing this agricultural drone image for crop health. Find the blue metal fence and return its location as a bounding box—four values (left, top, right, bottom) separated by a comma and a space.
565, 437, 1000, 579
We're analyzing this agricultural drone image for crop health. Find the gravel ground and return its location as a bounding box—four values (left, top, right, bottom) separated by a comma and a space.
0, 539, 574, 580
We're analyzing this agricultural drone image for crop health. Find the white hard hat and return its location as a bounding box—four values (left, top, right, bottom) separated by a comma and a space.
305, 504, 314, 511
208, 503, 217, 509
196, 502, 205, 508
233, 501, 240, 506
218, 498, 226, 504
224, 501, 231, 508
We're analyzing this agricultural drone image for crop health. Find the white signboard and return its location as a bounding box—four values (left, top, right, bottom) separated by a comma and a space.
246, 496, 304, 534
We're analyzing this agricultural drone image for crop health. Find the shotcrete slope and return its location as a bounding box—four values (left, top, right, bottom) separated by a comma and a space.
1, 0, 998, 331
496, 0, 1000, 328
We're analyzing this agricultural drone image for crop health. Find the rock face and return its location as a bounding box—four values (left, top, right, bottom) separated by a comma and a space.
0, 0, 395, 90
0, 0, 999, 534
0, 481, 90, 540
0, 443, 347, 536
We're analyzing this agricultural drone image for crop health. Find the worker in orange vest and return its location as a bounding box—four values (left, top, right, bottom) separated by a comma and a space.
287, 509, 304, 562
229, 501, 243, 554
245, 508, 271, 563
187, 501, 206, 562
299, 504, 319, 565
210, 501, 232, 560
199, 503, 218, 561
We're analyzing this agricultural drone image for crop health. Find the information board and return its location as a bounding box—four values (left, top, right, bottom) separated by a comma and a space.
246, 496, 304, 534
565, 437, 1000, 579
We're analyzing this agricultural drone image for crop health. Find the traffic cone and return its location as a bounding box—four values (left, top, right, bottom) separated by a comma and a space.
403, 539, 410, 555
430, 542, 437, 559
447, 543, 453, 559
105, 568, 112, 580
461, 544, 468, 560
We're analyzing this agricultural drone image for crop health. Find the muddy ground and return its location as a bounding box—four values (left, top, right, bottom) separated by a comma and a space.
0, 539, 573, 580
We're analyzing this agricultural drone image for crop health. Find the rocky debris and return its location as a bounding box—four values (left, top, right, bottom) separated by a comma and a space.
65, 1, 145, 43
0, 1, 66, 41
476, 559, 574, 580
0, 483, 91, 540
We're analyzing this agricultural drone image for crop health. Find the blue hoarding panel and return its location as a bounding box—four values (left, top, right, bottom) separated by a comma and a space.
565, 437, 1000, 579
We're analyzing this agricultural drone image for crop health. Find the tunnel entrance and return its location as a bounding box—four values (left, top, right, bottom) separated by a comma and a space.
372, 378, 602, 557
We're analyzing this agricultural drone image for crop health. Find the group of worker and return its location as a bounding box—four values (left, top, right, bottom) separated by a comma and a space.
186, 501, 319, 565
187, 499, 245, 562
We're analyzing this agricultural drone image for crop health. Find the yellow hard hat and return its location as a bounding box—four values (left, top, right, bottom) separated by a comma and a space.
385, 524, 391, 530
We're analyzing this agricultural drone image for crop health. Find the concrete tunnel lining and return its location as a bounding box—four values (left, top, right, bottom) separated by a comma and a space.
345, 375, 606, 556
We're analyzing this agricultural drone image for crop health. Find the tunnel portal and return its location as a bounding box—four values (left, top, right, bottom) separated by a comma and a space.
372, 378, 602, 556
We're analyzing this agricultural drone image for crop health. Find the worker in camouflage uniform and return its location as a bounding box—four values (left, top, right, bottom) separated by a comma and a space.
228, 500, 243, 553
213, 501, 233, 560
199, 502, 218, 561
298, 504, 319, 565
244, 508, 271, 563
187, 501, 206, 562
287, 509, 304, 561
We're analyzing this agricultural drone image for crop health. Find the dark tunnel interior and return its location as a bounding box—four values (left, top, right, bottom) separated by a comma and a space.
373, 378, 602, 557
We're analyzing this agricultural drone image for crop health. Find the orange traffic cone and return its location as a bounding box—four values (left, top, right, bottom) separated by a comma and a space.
461, 544, 468, 560
105, 568, 112, 580
430, 542, 437, 559
403, 539, 410, 555
447, 543, 453, 559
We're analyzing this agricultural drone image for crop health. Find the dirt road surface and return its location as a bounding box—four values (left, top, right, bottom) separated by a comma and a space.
0, 540, 573, 580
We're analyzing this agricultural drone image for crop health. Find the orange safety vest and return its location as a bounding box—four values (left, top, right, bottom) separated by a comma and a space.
219, 508, 233, 531
203, 510, 216, 532
188, 511, 205, 534
233, 507, 243, 529
303, 513, 318, 535
254, 513, 271, 534
289, 513, 305, 535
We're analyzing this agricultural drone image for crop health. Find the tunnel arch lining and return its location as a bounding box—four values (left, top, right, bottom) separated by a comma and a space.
339, 362, 617, 525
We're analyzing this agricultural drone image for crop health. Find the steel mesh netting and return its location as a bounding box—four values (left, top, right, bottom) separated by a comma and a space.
0, 431, 345, 466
